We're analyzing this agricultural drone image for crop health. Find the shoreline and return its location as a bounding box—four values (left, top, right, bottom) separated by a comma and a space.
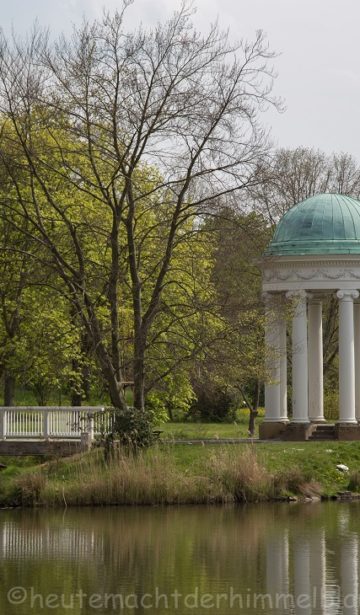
2, 493, 360, 510
1, 441, 360, 508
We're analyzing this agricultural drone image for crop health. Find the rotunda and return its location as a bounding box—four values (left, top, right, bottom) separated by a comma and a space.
260, 193, 360, 440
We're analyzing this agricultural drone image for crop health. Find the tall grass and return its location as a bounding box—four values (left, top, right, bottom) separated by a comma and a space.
9, 445, 323, 508
209, 447, 274, 502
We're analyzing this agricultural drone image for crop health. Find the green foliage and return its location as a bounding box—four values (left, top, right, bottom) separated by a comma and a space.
189, 210, 270, 420
324, 390, 339, 422
146, 372, 196, 422
145, 393, 169, 424
189, 382, 239, 423
107, 407, 156, 453
0, 12, 276, 414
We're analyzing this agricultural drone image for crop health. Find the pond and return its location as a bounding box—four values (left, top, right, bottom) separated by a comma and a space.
0, 502, 359, 614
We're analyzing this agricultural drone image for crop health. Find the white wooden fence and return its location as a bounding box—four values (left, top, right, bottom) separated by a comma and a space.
0, 521, 104, 560
0, 407, 114, 441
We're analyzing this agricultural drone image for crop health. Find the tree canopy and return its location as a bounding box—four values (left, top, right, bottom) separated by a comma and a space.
0, 2, 278, 417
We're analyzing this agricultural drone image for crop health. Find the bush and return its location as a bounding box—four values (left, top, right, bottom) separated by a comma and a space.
189, 382, 239, 423
107, 406, 155, 455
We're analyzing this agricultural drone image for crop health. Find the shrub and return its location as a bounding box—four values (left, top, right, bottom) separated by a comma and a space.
106, 407, 155, 457
188, 382, 239, 423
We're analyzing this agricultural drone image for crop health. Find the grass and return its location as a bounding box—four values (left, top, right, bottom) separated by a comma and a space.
157, 408, 265, 440
1, 439, 360, 507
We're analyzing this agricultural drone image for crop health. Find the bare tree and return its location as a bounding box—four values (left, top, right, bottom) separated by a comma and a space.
0, 2, 278, 410
249, 147, 360, 224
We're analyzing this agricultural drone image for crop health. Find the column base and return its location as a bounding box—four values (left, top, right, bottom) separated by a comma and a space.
291, 419, 311, 424
309, 417, 326, 423
260, 421, 316, 441
282, 422, 316, 441
259, 422, 287, 440
335, 423, 360, 440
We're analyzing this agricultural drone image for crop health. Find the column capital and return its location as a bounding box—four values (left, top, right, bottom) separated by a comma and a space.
307, 293, 323, 305
337, 290, 359, 301
285, 290, 308, 300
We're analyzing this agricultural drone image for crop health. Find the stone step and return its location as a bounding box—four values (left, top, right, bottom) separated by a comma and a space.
309, 434, 335, 440
308, 424, 336, 441
312, 429, 336, 434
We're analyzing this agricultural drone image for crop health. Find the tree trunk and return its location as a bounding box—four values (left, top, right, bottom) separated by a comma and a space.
4, 371, 15, 406
133, 344, 145, 411
104, 370, 127, 410
83, 296, 127, 411
82, 364, 91, 401
71, 390, 83, 406
248, 380, 260, 437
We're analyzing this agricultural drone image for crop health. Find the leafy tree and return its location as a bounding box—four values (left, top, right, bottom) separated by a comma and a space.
0, 2, 278, 414
191, 210, 271, 430
0, 202, 39, 404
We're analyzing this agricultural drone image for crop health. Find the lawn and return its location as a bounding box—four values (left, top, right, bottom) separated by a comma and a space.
157, 408, 265, 440
165, 440, 360, 495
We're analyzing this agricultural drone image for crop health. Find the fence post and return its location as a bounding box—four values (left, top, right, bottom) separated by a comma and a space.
0, 409, 7, 439
43, 410, 50, 440
86, 413, 95, 442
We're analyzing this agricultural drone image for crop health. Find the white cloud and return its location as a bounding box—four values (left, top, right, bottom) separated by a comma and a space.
2, 0, 360, 158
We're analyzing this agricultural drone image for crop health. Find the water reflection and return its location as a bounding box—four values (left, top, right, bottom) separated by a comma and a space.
0, 503, 359, 614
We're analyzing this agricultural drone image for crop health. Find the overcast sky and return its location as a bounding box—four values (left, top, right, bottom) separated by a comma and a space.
1, 0, 360, 159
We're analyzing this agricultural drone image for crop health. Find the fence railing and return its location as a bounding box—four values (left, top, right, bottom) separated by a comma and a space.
0, 407, 114, 441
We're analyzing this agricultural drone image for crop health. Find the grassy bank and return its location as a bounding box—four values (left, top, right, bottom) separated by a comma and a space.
1, 441, 360, 507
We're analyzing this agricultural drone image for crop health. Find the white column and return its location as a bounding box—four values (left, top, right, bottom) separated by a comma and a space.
308, 297, 324, 422
264, 293, 282, 422
354, 303, 360, 422
279, 307, 288, 421
341, 534, 358, 615
294, 540, 311, 615
337, 290, 359, 424
266, 531, 289, 598
310, 529, 326, 613
287, 291, 309, 423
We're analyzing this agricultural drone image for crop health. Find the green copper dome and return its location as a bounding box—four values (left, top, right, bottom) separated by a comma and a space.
265, 193, 360, 256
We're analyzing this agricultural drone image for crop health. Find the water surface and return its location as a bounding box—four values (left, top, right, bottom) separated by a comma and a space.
0, 502, 359, 614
